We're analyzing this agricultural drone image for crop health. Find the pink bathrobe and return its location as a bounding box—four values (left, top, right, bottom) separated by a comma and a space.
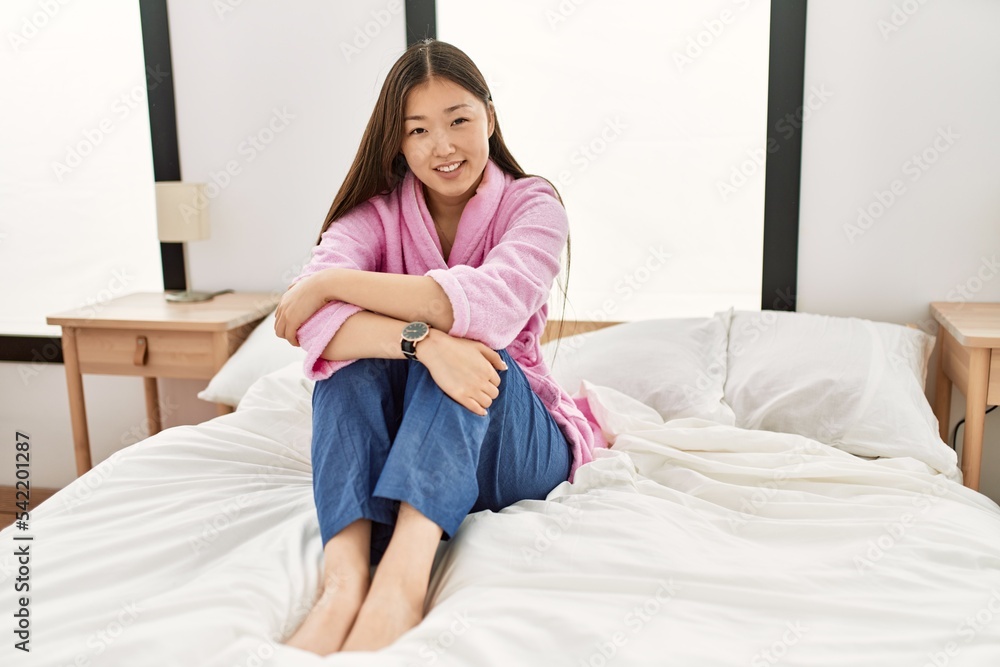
290, 159, 607, 482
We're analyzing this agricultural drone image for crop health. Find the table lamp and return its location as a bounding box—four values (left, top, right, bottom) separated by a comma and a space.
155, 181, 231, 302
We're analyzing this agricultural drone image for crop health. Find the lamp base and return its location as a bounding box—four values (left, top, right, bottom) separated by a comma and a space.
164, 289, 234, 303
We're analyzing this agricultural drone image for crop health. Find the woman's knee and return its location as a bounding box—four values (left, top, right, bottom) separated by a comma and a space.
346, 356, 399, 379
312, 358, 406, 414
320, 357, 402, 390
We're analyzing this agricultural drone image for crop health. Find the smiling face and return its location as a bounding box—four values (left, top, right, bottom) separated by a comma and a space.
401, 77, 495, 214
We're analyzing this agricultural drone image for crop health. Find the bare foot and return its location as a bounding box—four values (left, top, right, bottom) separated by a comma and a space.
283, 572, 369, 656
340, 589, 424, 652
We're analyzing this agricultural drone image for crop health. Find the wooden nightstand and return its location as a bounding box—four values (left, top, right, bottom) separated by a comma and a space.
930, 302, 1000, 491
47, 291, 281, 477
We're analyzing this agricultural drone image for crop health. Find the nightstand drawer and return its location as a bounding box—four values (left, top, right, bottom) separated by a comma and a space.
76, 328, 219, 379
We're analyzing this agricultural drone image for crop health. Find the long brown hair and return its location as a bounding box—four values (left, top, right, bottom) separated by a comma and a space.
316, 39, 572, 352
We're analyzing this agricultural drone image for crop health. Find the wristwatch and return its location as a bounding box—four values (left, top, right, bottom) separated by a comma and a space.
401, 321, 431, 361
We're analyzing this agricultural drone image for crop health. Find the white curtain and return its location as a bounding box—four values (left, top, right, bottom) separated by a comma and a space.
438, 0, 771, 320
0, 0, 163, 336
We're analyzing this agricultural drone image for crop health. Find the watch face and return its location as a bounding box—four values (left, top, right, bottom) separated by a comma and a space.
402, 321, 429, 341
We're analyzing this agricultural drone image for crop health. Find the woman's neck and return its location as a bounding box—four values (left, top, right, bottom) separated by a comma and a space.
424, 189, 465, 230
421, 165, 487, 229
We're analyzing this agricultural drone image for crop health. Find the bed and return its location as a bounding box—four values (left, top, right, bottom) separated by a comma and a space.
3, 307, 1000, 666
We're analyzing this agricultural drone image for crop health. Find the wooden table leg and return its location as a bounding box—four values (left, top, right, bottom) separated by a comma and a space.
211, 331, 232, 417
933, 330, 952, 443
963, 347, 990, 491
61, 327, 92, 477
144, 377, 161, 435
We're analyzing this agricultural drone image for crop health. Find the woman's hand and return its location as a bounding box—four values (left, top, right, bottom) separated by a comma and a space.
416, 330, 507, 416
274, 272, 331, 346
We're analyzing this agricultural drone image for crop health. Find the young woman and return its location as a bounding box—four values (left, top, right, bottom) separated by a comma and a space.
274, 39, 607, 655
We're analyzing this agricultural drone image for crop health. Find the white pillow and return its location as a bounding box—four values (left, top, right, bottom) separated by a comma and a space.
724, 309, 959, 475
197, 311, 306, 408
236, 359, 314, 415
539, 308, 736, 425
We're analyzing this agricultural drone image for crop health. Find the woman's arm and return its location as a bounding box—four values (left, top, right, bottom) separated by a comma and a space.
423, 180, 568, 349
322, 309, 429, 361
325, 309, 506, 417
315, 268, 455, 333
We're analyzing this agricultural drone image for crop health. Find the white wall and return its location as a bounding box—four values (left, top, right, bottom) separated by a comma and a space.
0, 0, 164, 338
169, 0, 408, 293
0, 0, 406, 488
3, 0, 999, 504
438, 0, 772, 320
799, 0, 1000, 500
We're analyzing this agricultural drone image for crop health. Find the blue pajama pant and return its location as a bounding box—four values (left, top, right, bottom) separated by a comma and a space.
310, 347, 572, 566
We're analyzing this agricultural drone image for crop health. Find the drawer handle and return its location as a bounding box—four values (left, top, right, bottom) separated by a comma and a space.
133, 336, 148, 366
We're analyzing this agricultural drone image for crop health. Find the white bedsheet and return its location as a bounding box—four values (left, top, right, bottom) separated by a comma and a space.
2, 365, 999, 666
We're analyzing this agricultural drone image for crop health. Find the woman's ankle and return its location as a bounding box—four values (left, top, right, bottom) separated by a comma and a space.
321, 565, 370, 596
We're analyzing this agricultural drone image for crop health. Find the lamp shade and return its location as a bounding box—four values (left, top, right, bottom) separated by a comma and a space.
155, 182, 210, 242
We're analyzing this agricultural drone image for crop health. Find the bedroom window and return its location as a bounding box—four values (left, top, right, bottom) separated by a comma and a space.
0, 1, 164, 339
438, 0, 773, 320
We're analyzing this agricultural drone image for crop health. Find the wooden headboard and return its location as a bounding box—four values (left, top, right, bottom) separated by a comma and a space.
540, 319, 623, 344
542, 318, 926, 345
